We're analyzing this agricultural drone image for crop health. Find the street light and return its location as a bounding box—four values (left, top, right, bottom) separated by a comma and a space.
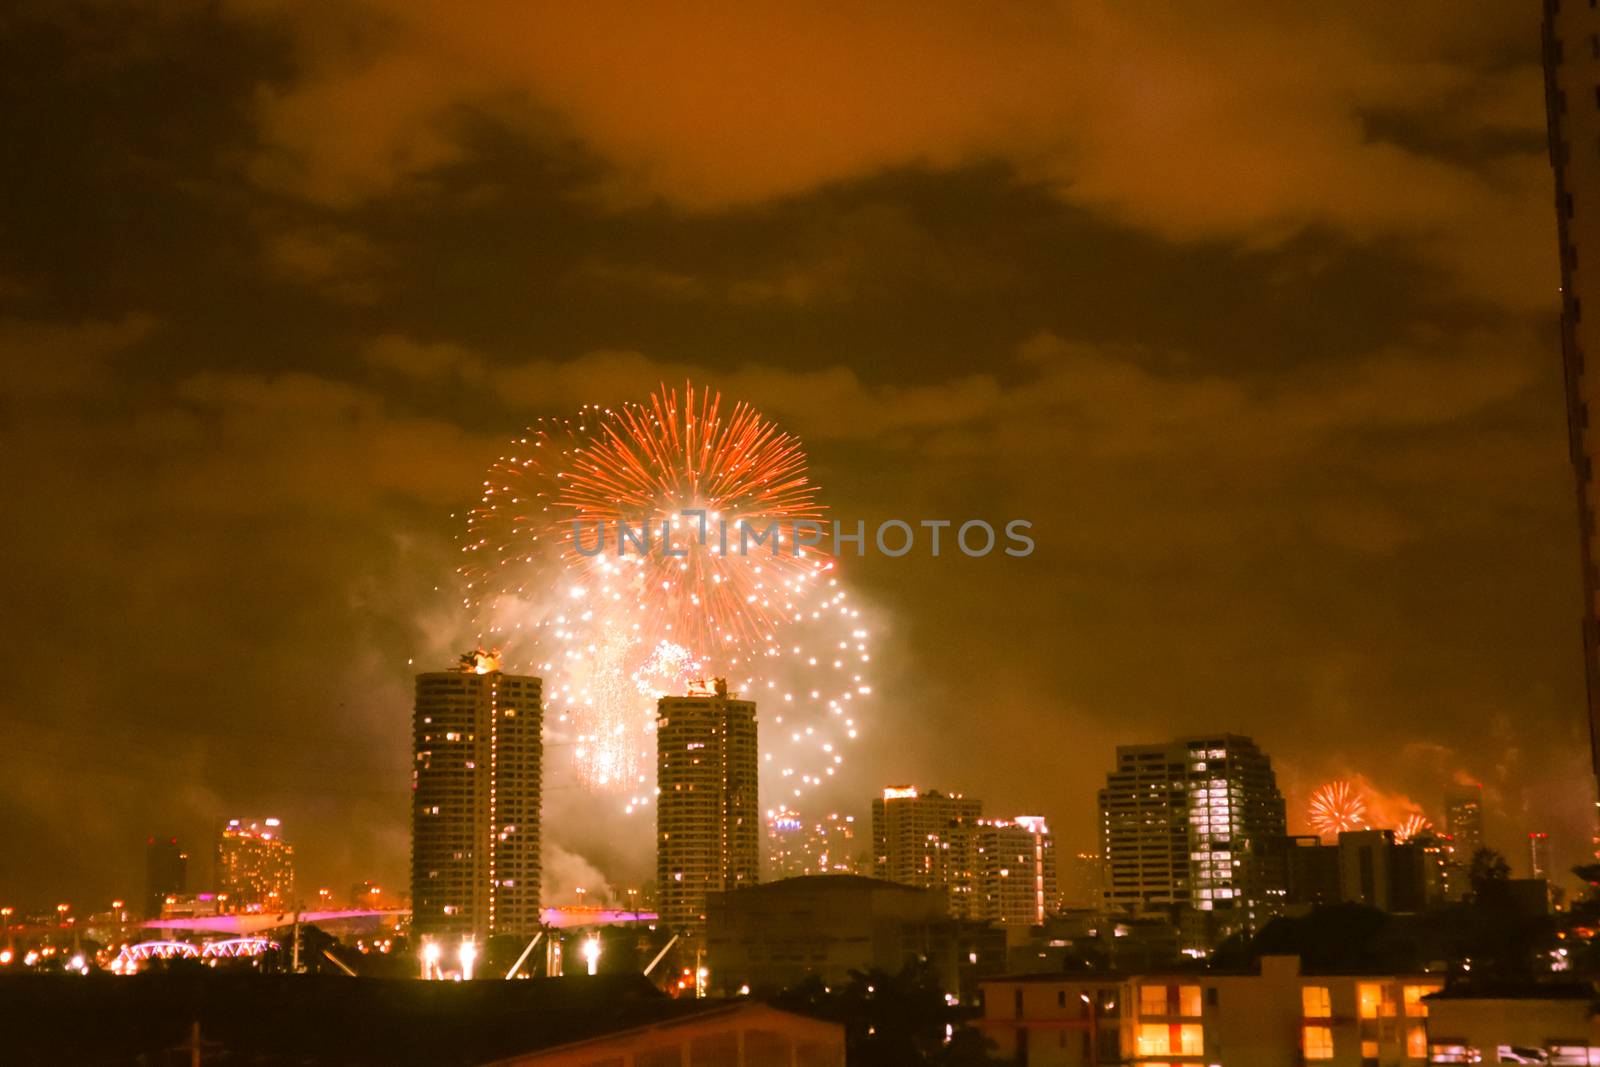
582, 936, 601, 976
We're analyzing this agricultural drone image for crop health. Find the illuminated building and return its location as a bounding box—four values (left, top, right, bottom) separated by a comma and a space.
215, 819, 295, 912
973, 817, 1058, 927
1544, 0, 1600, 789
411, 650, 542, 945
981, 955, 1443, 1065
656, 679, 759, 934
1529, 831, 1552, 881
871, 785, 983, 917
1097, 735, 1286, 943
143, 836, 187, 920
1444, 783, 1486, 859
765, 807, 860, 879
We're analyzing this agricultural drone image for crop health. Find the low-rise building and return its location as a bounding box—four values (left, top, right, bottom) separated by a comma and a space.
979, 955, 1444, 1065
704, 874, 1004, 998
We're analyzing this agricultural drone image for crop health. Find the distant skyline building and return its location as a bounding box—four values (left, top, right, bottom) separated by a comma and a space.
656, 679, 760, 934
411, 650, 543, 946
766, 807, 860, 880
1098, 735, 1287, 940
871, 786, 984, 917
1060, 851, 1106, 910
1543, 0, 1600, 787
143, 835, 188, 920
215, 819, 294, 913
1529, 832, 1552, 881
973, 817, 1058, 927
1444, 783, 1486, 860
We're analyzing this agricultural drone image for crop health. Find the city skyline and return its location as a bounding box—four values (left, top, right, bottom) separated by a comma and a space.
1, 3, 1592, 914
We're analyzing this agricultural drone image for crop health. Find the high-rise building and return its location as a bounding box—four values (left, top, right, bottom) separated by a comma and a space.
872, 786, 983, 917
1098, 735, 1286, 940
1529, 832, 1552, 881
144, 836, 188, 920
1060, 851, 1106, 910
215, 819, 294, 912
411, 650, 543, 947
766, 807, 860, 879
656, 679, 759, 934
973, 816, 1058, 927
1543, 0, 1600, 787
1444, 783, 1486, 860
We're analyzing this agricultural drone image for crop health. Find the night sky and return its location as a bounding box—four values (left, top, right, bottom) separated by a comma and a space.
0, 2, 1585, 908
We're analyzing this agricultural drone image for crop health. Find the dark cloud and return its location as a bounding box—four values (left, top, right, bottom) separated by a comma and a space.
0, 1, 1585, 908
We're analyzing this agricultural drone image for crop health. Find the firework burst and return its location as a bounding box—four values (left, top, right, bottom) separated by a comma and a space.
1394, 812, 1433, 844
460, 383, 869, 807
1308, 780, 1367, 838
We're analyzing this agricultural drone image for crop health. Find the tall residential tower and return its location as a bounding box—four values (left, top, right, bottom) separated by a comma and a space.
411, 650, 542, 948
871, 786, 984, 916
1098, 734, 1286, 943
656, 680, 760, 934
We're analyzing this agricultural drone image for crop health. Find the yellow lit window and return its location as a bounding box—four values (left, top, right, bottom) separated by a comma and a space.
1380, 984, 1399, 1017
1403, 984, 1441, 1017
1139, 985, 1169, 1017
1178, 1024, 1204, 1055
1303, 1025, 1334, 1060
1302, 986, 1332, 1018
1406, 1022, 1427, 1059
1136, 1023, 1171, 1056
1358, 983, 1381, 1020
1362, 1040, 1379, 1059
1179, 985, 1203, 1018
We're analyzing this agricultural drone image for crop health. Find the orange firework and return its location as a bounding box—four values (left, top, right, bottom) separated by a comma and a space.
459, 383, 868, 803
554, 382, 830, 655
1308, 780, 1366, 838
1395, 813, 1433, 844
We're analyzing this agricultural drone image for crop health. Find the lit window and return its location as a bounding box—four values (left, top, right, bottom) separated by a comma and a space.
1358, 983, 1380, 1020
1139, 985, 1168, 1016
1303, 1024, 1334, 1060
1406, 1023, 1426, 1059
1178, 1024, 1204, 1055
1403, 984, 1441, 1017
1136, 1023, 1170, 1056
1179, 986, 1202, 1018
1302, 986, 1332, 1018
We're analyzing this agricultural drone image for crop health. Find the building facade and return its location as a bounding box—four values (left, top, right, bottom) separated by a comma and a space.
411, 650, 543, 947
144, 835, 188, 920
1544, 0, 1600, 786
704, 874, 956, 995
980, 955, 1444, 1066
1443, 784, 1486, 860
766, 807, 860, 880
656, 680, 759, 934
1098, 735, 1287, 943
872, 786, 984, 916
974, 817, 1059, 928
215, 819, 294, 912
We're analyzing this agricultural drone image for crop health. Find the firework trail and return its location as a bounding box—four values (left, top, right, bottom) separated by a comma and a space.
1308, 780, 1367, 838
460, 383, 869, 809
1394, 812, 1433, 844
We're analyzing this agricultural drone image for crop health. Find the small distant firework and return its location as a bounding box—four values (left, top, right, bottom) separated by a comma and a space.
1394, 812, 1433, 844
459, 383, 869, 807
1308, 780, 1367, 837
